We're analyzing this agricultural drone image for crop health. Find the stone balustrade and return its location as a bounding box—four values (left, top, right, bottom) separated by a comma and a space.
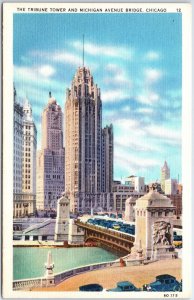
13, 260, 120, 290
13, 278, 42, 290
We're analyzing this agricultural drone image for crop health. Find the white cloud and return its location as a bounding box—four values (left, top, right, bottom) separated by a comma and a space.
146, 125, 181, 144
53, 52, 81, 66
114, 118, 146, 139
114, 151, 160, 175
38, 65, 56, 78
115, 135, 160, 153
106, 63, 121, 72
137, 92, 160, 105
120, 105, 131, 113
104, 63, 132, 89
72, 41, 133, 60
14, 65, 66, 90
31, 50, 81, 66
137, 107, 153, 114
115, 118, 140, 130
104, 73, 132, 88
102, 89, 128, 103
145, 51, 160, 61
30, 49, 98, 71
144, 68, 162, 83
14, 66, 38, 83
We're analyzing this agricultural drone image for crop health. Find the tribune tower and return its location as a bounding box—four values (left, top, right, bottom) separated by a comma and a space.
65, 67, 102, 212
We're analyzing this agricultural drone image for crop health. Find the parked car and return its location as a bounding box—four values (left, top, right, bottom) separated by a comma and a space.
173, 235, 182, 241
112, 224, 120, 230
107, 281, 140, 292
144, 274, 181, 291
79, 283, 103, 291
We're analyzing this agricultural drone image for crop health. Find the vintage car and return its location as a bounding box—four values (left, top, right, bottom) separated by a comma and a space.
173, 235, 182, 248
144, 274, 181, 291
79, 283, 103, 291
107, 281, 140, 292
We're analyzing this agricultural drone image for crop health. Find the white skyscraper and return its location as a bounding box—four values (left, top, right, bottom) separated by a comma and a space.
22, 98, 37, 194
13, 86, 23, 194
165, 179, 178, 195
161, 161, 170, 192
13, 88, 36, 218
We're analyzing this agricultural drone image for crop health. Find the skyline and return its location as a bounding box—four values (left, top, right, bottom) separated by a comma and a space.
14, 13, 182, 183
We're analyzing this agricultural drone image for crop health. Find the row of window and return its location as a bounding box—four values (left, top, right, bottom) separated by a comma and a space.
23, 152, 31, 157
23, 175, 31, 179
23, 169, 31, 173
22, 186, 31, 190
25, 131, 31, 135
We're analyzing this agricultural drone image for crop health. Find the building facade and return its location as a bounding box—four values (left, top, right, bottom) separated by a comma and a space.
65, 66, 113, 212
160, 161, 170, 192
13, 86, 23, 194
165, 178, 178, 195
13, 89, 38, 218
168, 194, 182, 218
36, 93, 65, 210
22, 98, 37, 194
124, 175, 145, 192
98, 191, 144, 212
13, 193, 36, 218
101, 124, 113, 193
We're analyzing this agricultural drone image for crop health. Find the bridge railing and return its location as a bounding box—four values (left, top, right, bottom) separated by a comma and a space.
13, 277, 43, 290
75, 220, 135, 242
52, 260, 120, 285
13, 260, 120, 290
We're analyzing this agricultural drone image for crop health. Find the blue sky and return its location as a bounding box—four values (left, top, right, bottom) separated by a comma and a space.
14, 13, 182, 183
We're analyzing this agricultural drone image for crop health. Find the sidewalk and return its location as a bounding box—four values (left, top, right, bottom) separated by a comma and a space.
33, 258, 182, 291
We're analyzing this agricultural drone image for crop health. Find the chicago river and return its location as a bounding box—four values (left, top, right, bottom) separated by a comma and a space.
14, 247, 119, 280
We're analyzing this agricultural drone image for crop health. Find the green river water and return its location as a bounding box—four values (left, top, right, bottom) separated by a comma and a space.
13, 247, 119, 280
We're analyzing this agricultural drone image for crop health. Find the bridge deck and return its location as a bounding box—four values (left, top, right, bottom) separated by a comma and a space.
75, 220, 135, 254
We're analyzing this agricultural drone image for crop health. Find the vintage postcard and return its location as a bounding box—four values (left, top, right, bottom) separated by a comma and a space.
2, 2, 192, 298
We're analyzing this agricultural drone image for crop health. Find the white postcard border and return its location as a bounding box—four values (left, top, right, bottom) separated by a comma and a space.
2, 2, 192, 298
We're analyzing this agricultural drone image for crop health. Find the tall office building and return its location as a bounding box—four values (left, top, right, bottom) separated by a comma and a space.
65, 66, 113, 212
13, 86, 23, 194
101, 124, 113, 193
13, 88, 36, 218
160, 161, 170, 192
36, 93, 65, 210
22, 98, 37, 194
165, 178, 178, 195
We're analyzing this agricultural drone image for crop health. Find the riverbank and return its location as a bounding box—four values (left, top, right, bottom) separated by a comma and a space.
33, 258, 182, 291
13, 240, 98, 248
